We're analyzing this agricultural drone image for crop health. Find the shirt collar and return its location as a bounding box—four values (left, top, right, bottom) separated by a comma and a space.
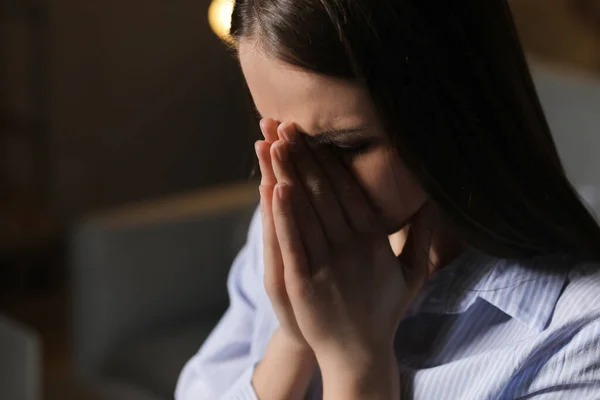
407, 248, 570, 332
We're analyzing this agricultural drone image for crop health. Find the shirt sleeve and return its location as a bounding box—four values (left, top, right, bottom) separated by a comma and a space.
175, 207, 263, 400
515, 317, 600, 400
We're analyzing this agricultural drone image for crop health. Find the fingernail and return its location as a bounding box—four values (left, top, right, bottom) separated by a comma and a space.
254, 141, 261, 157
276, 183, 288, 200
279, 123, 293, 142
275, 142, 288, 162
258, 118, 266, 136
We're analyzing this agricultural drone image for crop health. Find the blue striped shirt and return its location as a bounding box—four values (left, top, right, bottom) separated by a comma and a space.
176, 209, 600, 399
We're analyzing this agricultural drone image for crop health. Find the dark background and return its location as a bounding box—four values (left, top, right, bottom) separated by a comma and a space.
1, 0, 600, 398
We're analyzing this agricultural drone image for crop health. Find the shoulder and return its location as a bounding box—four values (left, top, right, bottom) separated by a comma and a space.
518, 263, 600, 395
546, 261, 600, 344
567, 261, 600, 287
554, 262, 600, 320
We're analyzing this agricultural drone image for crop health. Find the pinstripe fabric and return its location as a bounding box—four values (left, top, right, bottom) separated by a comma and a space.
176, 209, 600, 400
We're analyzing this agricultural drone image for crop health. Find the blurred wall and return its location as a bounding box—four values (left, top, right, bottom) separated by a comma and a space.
49, 0, 256, 219
533, 65, 600, 213
43, 0, 600, 220
512, 0, 600, 74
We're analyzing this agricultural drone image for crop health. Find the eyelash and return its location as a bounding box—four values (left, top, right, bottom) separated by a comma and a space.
327, 141, 372, 157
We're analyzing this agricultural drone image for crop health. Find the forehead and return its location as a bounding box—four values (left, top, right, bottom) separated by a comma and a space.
238, 40, 377, 134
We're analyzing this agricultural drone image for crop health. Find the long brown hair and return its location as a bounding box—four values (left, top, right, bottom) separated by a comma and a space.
230, 0, 600, 261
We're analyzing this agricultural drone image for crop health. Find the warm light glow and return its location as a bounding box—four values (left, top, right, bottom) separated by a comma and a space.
208, 0, 235, 42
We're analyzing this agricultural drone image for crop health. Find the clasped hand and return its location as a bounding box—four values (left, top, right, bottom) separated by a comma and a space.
255, 119, 435, 387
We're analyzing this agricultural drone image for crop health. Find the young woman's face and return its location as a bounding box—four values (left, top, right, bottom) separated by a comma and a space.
239, 40, 427, 234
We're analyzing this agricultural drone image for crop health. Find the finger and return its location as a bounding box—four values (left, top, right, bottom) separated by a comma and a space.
272, 183, 313, 293
260, 118, 280, 144
255, 140, 277, 187
271, 139, 329, 266
278, 123, 352, 245
308, 139, 383, 235
259, 184, 294, 323
398, 202, 436, 289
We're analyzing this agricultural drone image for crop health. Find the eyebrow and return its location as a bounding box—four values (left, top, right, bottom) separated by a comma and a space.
299, 127, 369, 145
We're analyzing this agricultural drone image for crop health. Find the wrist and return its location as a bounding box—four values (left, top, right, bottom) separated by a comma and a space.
252, 329, 316, 400
273, 328, 314, 357
317, 347, 399, 400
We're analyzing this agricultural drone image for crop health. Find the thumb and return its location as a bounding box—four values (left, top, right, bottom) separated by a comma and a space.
397, 201, 437, 289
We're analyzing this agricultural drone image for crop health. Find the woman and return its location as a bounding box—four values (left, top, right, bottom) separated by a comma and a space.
176, 0, 600, 398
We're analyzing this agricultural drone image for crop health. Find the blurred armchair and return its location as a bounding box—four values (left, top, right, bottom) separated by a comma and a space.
69, 182, 258, 399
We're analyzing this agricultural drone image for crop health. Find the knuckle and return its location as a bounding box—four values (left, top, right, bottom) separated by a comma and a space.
311, 265, 334, 286
306, 178, 329, 199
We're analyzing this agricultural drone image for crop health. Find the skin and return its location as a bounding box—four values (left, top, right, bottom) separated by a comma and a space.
240, 42, 427, 237
239, 39, 462, 400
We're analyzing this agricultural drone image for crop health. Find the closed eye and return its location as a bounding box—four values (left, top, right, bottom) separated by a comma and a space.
325, 141, 373, 157
298, 127, 375, 158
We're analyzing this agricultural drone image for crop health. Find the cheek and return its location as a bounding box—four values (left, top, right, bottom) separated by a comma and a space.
350, 149, 427, 231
